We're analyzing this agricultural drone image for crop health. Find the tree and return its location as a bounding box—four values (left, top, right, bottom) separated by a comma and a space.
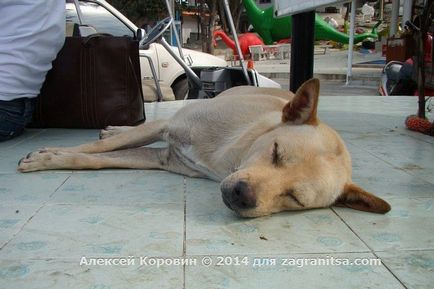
198, 0, 244, 53
108, 0, 167, 27
107, 0, 245, 54
197, 0, 218, 53
217, 0, 243, 32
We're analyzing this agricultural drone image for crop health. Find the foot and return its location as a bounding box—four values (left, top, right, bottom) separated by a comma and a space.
99, 126, 132, 139
17, 150, 70, 172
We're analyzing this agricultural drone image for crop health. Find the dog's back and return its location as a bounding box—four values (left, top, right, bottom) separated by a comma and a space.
165, 86, 292, 179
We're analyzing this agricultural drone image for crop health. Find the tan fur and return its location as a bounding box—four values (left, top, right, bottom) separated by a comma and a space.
17, 79, 390, 217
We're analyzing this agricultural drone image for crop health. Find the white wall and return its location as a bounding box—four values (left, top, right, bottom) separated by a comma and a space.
182, 14, 199, 44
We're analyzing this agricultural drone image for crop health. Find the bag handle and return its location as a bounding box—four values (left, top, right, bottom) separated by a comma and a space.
82, 33, 113, 46
128, 56, 146, 108
73, 0, 85, 25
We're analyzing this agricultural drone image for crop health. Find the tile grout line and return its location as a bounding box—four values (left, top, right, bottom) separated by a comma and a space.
330, 208, 376, 251
0, 174, 71, 251
400, 131, 434, 146
361, 116, 434, 146
0, 129, 46, 151
330, 207, 409, 289
4, 247, 434, 262
372, 253, 409, 289
346, 139, 434, 186
182, 177, 187, 289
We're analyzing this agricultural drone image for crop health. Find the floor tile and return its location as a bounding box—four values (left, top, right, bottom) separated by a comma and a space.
318, 96, 424, 117
346, 144, 434, 199
0, 258, 182, 289
334, 198, 434, 251
378, 250, 434, 289
0, 129, 100, 174
185, 253, 404, 289
51, 171, 184, 206
3, 138, 93, 155
185, 179, 369, 255
0, 205, 40, 248
35, 128, 100, 140
0, 173, 70, 205
0, 152, 27, 174
0, 129, 44, 150
321, 111, 390, 134
0, 204, 184, 259
346, 131, 434, 184
401, 128, 434, 145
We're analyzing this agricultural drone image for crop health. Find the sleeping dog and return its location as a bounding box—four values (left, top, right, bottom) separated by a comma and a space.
18, 79, 391, 217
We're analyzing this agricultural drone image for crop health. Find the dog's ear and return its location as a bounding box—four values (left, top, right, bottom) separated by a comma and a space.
282, 78, 320, 125
334, 183, 391, 214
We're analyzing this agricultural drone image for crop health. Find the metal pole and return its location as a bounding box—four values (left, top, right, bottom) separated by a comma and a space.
346, 0, 356, 86
222, 0, 251, 85
379, 0, 384, 20
141, 55, 163, 101
290, 11, 315, 92
160, 38, 202, 89
165, 0, 185, 61
73, 0, 84, 25
390, 0, 400, 37
402, 0, 413, 27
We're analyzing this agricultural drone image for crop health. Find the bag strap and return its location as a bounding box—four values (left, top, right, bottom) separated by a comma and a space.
73, 0, 85, 25
82, 33, 113, 46
128, 56, 146, 121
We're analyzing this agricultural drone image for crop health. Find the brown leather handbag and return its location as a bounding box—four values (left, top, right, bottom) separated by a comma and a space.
31, 34, 145, 129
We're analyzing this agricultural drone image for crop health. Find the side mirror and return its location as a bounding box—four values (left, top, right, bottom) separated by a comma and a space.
137, 28, 146, 41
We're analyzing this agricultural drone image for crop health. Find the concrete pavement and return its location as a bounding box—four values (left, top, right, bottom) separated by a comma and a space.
251, 48, 385, 87
274, 78, 380, 96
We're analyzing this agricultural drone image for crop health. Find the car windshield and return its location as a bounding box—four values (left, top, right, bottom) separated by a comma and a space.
66, 0, 134, 37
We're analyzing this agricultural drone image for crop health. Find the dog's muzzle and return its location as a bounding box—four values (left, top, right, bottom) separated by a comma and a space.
221, 181, 257, 211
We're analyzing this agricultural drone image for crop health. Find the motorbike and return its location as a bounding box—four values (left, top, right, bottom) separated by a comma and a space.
379, 21, 433, 96
378, 60, 417, 96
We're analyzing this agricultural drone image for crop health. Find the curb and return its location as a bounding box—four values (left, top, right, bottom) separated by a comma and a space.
259, 72, 381, 86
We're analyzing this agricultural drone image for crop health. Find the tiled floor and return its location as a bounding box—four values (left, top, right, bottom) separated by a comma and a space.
0, 95, 433, 289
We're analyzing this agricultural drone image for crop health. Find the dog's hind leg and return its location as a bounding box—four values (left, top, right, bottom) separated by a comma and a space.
18, 147, 201, 177
42, 120, 168, 154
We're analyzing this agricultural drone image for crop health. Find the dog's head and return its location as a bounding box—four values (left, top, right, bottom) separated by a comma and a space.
221, 78, 391, 217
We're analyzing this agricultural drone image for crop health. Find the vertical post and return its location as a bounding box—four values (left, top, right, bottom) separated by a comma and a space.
290, 11, 315, 92
73, 0, 84, 25
390, 0, 400, 37
379, 0, 384, 20
402, 0, 413, 27
165, 0, 184, 61
346, 0, 356, 85
223, 0, 251, 85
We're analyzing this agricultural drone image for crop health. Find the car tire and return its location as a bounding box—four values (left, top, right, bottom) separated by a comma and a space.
172, 77, 189, 100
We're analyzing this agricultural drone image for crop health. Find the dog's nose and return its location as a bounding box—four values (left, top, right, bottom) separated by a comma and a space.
222, 181, 256, 210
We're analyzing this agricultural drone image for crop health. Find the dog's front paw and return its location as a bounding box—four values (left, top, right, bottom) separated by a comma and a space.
17, 150, 60, 172
99, 126, 132, 139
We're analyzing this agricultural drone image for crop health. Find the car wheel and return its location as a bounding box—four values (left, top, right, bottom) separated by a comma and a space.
172, 77, 189, 100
